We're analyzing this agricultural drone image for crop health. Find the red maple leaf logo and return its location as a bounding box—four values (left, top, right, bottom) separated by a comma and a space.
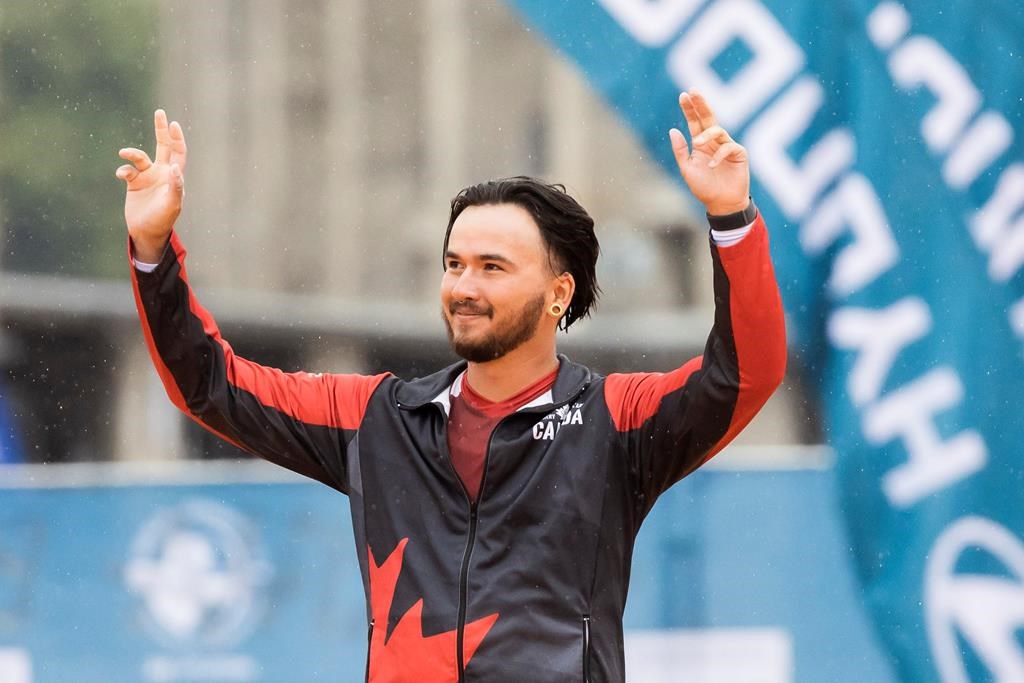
368, 538, 499, 683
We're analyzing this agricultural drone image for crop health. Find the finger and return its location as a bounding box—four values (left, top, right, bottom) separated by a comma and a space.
692, 125, 732, 149
688, 89, 719, 130
119, 147, 153, 171
678, 92, 703, 139
168, 120, 188, 172
168, 120, 187, 152
115, 164, 139, 183
154, 109, 171, 164
669, 128, 689, 170
708, 141, 747, 168
170, 163, 185, 197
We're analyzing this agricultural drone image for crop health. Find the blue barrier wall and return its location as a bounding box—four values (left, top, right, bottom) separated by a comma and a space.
0, 460, 895, 682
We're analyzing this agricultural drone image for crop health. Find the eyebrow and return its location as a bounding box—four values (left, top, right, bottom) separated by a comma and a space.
444, 250, 514, 265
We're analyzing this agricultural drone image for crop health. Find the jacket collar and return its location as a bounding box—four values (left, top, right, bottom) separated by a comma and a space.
394, 353, 592, 411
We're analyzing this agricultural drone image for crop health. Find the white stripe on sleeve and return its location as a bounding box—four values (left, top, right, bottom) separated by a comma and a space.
710, 222, 754, 247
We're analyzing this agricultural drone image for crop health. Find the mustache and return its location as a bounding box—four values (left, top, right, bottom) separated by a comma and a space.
449, 301, 493, 317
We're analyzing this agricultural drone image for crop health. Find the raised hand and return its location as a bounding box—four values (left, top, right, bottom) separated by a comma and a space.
668, 90, 750, 216
115, 109, 188, 262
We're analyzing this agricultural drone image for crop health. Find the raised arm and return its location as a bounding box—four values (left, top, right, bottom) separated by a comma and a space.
669, 90, 750, 216
116, 109, 186, 263
604, 91, 786, 502
117, 111, 389, 491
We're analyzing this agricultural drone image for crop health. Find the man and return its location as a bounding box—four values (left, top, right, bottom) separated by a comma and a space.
117, 90, 785, 682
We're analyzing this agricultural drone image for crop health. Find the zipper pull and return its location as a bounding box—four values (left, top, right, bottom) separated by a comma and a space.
582, 615, 592, 682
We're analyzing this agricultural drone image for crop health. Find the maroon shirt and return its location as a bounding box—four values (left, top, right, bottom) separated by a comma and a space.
447, 368, 558, 501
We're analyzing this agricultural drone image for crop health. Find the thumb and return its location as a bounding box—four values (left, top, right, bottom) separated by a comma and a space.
668, 128, 689, 173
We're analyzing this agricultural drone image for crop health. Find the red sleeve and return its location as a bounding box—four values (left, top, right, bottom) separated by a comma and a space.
604, 215, 786, 498
129, 231, 389, 492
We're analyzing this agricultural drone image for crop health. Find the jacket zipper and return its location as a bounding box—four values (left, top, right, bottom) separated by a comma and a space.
404, 381, 590, 682
456, 504, 479, 682
582, 615, 592, 683
365, 618, 374, 683
420, 400, 480, 683
454, 410, 514, 682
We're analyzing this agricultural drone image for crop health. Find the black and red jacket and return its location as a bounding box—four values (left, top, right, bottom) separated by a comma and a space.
129, 210, 785, 682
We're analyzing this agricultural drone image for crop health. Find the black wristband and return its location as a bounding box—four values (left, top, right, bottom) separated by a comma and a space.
706, 198, 758, 232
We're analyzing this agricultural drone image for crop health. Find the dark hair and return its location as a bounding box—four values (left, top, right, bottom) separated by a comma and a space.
443, 176, 601, 331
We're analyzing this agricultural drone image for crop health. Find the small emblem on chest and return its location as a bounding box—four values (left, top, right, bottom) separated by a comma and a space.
532, 402, 584, 440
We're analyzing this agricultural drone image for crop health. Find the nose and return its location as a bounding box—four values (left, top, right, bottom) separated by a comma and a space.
449, 269, 480, 303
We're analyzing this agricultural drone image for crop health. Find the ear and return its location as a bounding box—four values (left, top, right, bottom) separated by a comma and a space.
552, 271, 576, 310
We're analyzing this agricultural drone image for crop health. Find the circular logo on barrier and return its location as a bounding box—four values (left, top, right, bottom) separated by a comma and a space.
124, 499, 273, 649
926, 516, 1024, 683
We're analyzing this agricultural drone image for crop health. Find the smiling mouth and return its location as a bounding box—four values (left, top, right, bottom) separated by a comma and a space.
451, 304, 491, 317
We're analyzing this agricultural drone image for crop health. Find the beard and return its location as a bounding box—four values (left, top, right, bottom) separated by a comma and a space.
443, 293, 547, 363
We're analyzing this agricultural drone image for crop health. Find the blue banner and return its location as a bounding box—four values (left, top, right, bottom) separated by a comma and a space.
0, 461, 890, 682
0, 466, 368, 682
505, 1, 1024, 680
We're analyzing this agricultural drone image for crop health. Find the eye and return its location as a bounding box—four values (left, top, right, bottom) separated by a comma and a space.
446, 260, 462, 270
484, 263, 503, 271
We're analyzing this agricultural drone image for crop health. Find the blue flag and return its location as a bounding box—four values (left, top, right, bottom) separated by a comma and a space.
505, 0, 1024, 680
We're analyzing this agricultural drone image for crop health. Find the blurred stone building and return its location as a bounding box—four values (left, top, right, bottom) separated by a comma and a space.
1, 0, 810, 464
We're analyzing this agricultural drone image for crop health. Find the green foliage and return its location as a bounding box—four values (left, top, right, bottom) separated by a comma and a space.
0, 0, 158, 277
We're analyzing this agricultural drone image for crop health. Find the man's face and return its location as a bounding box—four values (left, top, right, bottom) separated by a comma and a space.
441, 203, 555, 363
